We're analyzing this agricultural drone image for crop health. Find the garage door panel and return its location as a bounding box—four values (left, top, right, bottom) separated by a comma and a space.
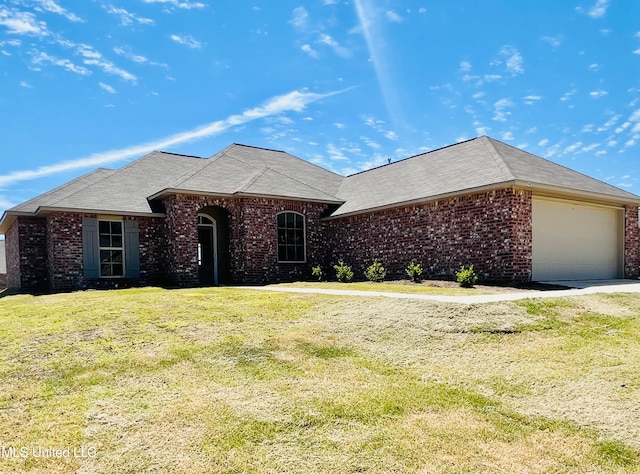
532, 198, 622, 281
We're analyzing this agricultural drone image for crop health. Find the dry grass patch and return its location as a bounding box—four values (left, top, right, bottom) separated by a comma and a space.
0, 288, 638, 473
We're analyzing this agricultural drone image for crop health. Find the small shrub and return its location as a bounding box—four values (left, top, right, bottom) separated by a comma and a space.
364, 258, 386, 282
456, 265, 478, 288
334, 260, 354, 283
405, 262, 423, 283
311, 265, 324, 281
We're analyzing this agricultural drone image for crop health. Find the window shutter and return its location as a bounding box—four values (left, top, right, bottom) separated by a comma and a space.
124, 220, 140, 278
82, 218, 99, 278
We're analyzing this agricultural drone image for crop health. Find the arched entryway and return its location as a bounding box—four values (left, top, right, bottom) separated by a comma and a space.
197, 206, 231, 286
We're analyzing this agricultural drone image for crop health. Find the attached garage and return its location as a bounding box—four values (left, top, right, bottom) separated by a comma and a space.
531, 197, 624, 281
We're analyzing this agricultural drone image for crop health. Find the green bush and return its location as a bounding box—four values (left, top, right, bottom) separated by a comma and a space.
364, 258, 386, 282
456, 265, 478, 288
405, 262, 423, 283
333, 260, 354, 283
311, 265, 324, 281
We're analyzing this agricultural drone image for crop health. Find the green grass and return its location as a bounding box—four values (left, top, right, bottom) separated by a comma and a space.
0, 288, 639, 473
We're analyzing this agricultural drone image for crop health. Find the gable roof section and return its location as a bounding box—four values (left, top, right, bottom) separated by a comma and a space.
149, 145, 343, 203
331, 136, 639, 217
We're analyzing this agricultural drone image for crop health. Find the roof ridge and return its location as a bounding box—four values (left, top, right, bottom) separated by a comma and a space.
480, 136, 516, 180
245, 166, 342, 200
226, 143, 345, 180
344, 136, 479, 178
488, 136, 639, 197
168, 153, 223, 189
236, 166, 269, 193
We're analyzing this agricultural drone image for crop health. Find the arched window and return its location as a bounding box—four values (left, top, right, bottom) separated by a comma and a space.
277, 212, 305, 262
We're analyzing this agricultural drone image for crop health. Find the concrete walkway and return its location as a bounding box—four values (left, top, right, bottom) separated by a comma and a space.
231, 280, 640, 305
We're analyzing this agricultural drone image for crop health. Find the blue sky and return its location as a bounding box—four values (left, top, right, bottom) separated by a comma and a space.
1, 0, 640, 228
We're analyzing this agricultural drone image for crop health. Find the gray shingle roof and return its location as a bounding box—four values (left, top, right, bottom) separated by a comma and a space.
331, 136, 639, 217
1, 137, 637, 232
157, 145, 343, 202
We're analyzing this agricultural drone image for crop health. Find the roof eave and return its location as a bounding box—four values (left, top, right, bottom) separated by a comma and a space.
513, 180, 640, 205
149, 188, 343, 205
326, 180, 640, 220
326, 181, 517, 220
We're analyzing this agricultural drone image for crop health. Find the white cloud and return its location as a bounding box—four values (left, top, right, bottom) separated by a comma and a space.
104, 5, 154, 26
170, 34, 202, 49
289, 6, 309, 31
538, 138, 549, 146
384, 130, 398, 140
589, 89, 608, 98
361, 136, 381, 149
19, 80, 32, 88
98, 82, 116, 94
327, 143, 348, 160
540, 35, 561, 47
523, 95, 541, 105
500, 45, 524, 75
385, 10, 402, 22
459, 60, 472, 72
141, 0, 205, 10
31, 51, 90, 76
35, 0, 83, 22
333, 122, 345, 129
76, 45, 137, 82
598, 114, 621, 131
560, 89, 577, 101
581, 143, 600, 152
0, 7, 48, 36
318, 34, 351, 58
0, 88, 348, 187
493, 98, 513, 122
634, 48, 640, 55
301, 44, 318, 58
502, 131, 514, 141
564, 141, 583, 153
484, 74, 502, 82
578, 0, 610, 19
588, 63, 599, 71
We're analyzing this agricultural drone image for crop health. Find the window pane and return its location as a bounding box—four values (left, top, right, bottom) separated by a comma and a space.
112, 235, 123, 248
111, 221, 122, 235
112, 250, 123, 263
277, 212, 305, 262
99, 221, 110, 233
112, 264, 124, 276
99, 235, 111, 247
101, 264, 112, 276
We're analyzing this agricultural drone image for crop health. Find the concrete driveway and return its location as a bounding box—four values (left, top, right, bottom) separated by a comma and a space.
235, 279, 640, 305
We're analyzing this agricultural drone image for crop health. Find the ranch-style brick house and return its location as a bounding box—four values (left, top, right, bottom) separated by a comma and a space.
1, 136, 639, 292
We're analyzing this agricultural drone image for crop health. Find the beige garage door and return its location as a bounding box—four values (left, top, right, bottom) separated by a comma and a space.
532, 197, 623, 281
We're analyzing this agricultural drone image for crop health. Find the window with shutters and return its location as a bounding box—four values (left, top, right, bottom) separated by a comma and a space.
276, 212, 306, 262
99, 220, 124, 277
83, 217, 140, 279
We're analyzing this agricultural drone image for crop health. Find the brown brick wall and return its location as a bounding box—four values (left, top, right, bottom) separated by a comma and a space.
624, 205, 640, 279
0, 273, 6, 289
162, 194, 330, 286
325, 188, 533, 282
6, 217, 49, 291
46, 213, 167, 291
5, 221, 20, 289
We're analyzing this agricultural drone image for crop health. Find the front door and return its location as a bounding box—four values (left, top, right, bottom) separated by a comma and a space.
198, 215, 217, 286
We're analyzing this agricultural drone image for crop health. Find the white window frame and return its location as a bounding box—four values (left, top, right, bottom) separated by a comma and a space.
276, 211, 306, 263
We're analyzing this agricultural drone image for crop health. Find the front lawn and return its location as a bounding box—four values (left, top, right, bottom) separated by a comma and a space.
0, 288, 638, 473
